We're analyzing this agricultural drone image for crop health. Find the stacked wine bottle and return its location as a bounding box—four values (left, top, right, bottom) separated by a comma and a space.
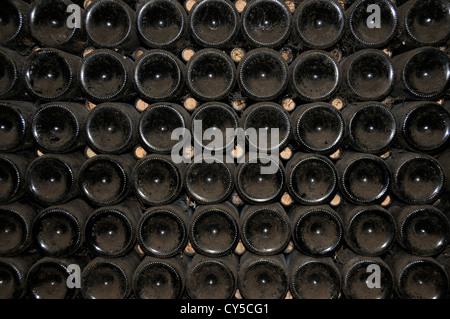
0, 0, 450, 299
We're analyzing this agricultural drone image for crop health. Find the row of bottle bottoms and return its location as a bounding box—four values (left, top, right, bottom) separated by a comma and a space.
2, 145, 450, 206
1, 245, 449, 299
1, 98, 449, 156
2, 195, 450, 261
1, 45, 450, 103
3, 0, 449, 55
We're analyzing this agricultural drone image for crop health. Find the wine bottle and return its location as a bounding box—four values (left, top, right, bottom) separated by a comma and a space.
240, 203, 290, 255
286, 153, 338, 205
136, 0, 188, 49
341, 102, 397, 154
133, 50, 185, 102
288, 249, 341, 299
237, 48, 288, 101
345, 0, 398, 49
0, 153, 32, 204
85, 102, 139, 154
0, 255, 36, 299
27, 256, 87, 299
336, 152, 391, 205
139, 102, 190, 154
186, 253, 238, 299
290, 103, 344, 154
84, 0, 139, 52
241, 102, 291, 151
337, 247, 394, 299
386, 151, 444, 205
189, 0, 239, 48
81, 252, 141, 299
26, 153, 86, 206
84, 200, 142, 257
133, 255, 185, 299
23, 48, 81, 101
235, 153, 286, 204
29, 0, 87, 53
137, 201, 189, 258
32, 198, 92, 257
398, 0, 450, 47
437, 149, 450, 195
80, 49, 133, 102
293, 0, 345, 49
386, 246, 448, 299
241, 0, 292, 48
391, 101, 450, 153
191, 102, 239, 152
238, 252, 288, 299
341, 49, 394, 101
186, 48, 236, 101
393, 205, 449, 257
0, 0, 34, 53
0, 100, 35, 153
189, 202, 239, 257
0, 47, 25, 99
185, 156, 235, 204
78, 154, 135, 206
392, 47, 450, 100
288, 50, 340, 102
291, 205, 343, 256
436, 246, 450, 298
340, 203, 396, 256
0, 202, 38, 257
133, 154, 184, 206
31, 102, 88, 153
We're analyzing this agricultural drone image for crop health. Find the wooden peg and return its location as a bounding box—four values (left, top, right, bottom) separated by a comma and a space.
282, 98, 296, 112
182, 48, 196, 62
235, 0, 247, 12
84, 147, 97, 158
231, 48, 245, 63
183, 97, 198, 111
